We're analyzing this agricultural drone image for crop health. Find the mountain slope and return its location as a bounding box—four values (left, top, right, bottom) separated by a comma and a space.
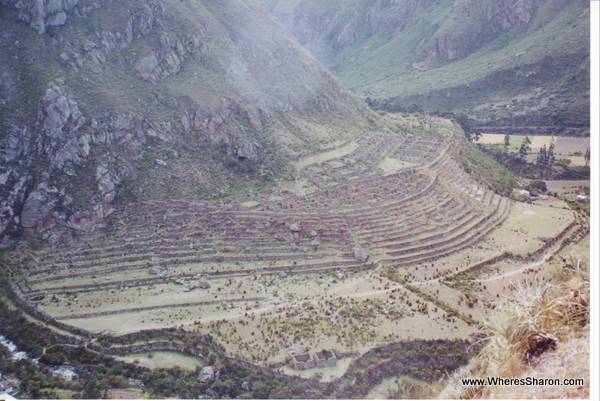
0, 0, 372, 247
265, 0, 590, 129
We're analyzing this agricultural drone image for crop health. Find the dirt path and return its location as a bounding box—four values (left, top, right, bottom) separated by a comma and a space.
475, 257, 547, 284
455, 223, 583, 285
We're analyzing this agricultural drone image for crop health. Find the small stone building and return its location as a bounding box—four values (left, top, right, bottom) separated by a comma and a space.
290, 350, 337, 369
290, 352, 315, 369
314, 350, 337, 367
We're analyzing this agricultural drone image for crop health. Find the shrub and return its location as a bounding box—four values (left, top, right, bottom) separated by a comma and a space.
526, 180, 547, 193
40, 350, 67, 366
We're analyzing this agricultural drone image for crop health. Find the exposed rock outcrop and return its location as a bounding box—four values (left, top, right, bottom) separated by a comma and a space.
135, 32, 205, 83
0, 81, 150, 246
0, 0, 370, 247
353, 245, 369, 262
419, 0, 544, 63
38, 81, 88, 171
2, 0, 80, 33
197, 366, 218, 383
57, 2, 162, 72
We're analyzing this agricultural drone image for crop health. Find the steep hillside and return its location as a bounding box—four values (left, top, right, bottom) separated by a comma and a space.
441, 253, 589, 399
0, 0, 372, 248
265, 0, 589, 129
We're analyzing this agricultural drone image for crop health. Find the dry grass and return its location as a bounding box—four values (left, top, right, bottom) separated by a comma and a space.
440, 269, 589, 399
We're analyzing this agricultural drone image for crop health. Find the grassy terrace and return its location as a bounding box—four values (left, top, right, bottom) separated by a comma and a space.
3, 114, 582, 369
0, 276, 481, 398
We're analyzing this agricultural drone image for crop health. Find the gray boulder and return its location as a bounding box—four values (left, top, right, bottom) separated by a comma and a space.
197, 366, 218, 383
6, 0, 80, 33
21, 189, 55, 230
353, 245, 369, 262
135, 52, 160, 81
233, 138, 259, 161
46, 11, 67, 26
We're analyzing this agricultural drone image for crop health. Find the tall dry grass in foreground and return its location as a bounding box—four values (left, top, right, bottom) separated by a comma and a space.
441, 268, 589, 399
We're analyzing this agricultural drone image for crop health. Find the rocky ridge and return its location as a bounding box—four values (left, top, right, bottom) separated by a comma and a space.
0, 0, 370, 248
3, 0, 81, 34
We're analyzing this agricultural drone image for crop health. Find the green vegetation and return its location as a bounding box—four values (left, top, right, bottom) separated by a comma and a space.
0, 290, 308, 399
455, 138, 516, 196
0, 297, 144, 399
476, 136, 590, 181
0, 345, 79, 399
347, 1, 587, 97
267, 0, 589, 126
117, 351, 204, 371
1, 2, 591, 399
519, 136, 532, 161
381, 265, 478, 326
526, 180, 548, 193
503, 134, 510, 151
535, 143, 556, 178
441, 262, 589, 399
332, 339, 478, 399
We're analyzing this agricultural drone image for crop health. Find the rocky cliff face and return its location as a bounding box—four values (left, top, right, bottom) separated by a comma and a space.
0, 0, 369, 248
266, 0, 589, 128
3, 0, 81, 33
1, 78, 148, 247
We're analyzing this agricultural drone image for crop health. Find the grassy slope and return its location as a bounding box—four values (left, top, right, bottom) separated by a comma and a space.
457, 139, 517, 196
265, 0, 589, 126
384, 113, 516, 195
439, 119, 516, 195
338, 1, 588, 97
441, 253, 589, 399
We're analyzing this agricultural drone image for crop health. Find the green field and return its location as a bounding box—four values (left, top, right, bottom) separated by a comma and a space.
115, 351, 204, 371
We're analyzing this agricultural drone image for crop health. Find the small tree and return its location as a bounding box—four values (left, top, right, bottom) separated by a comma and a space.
547, 142, 556, 175
454, 113, 481, 142
527, 180, 547, 193
81, 373, 109, 399
536, 143, 555, 178
585, 148, 590, 167
536, 144, 548, 167
519, 136, 531, 161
